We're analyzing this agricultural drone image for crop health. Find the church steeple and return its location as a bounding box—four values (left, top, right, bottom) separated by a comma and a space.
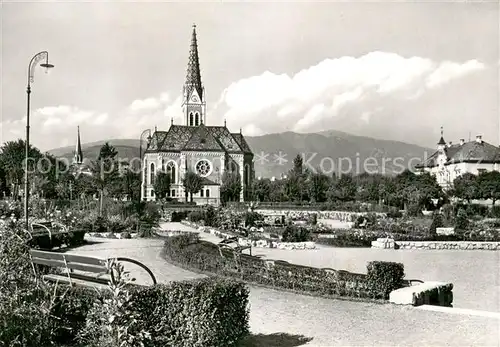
185, 24, 203, 101
182, 24, 206, 127
74, 126, 83, 164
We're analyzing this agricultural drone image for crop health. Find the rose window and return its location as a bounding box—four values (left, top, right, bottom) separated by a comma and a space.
196, 159, 212, 177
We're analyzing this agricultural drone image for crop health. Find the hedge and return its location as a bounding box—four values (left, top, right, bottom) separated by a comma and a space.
1, 278, 249, 347
162, 234, 406, 301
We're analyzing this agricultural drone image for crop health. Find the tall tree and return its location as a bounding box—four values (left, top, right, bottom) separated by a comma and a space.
220, 171, 242, 203
251, 178, 271, 202
90, 142, 120, 215
327, 174, 356, 202
452, 173, 479, 203
307, 172, 330, 202
182, 171, 203, 202
153, 171, 171, 201
121, 168, 141, 201
477, 171, 500, 205
0, 139, 42, 200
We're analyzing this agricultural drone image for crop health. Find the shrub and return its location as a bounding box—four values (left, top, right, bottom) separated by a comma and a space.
386, 208, 403, 219
188, 210, 205, 223
489, 205, 500, 218
366, 261, 405, 300
244, 211, 263, 227
171, 210, 190, 222
121, 231, 132, 239
455, 208, 469, 231
429, 211, 444, 234
108, 214, 128, 233
281, 225, 311, 242
204, 205, 219, 227
308, 213, 318, 225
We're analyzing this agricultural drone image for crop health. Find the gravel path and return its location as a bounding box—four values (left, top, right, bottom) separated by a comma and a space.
66, 224, 500, 346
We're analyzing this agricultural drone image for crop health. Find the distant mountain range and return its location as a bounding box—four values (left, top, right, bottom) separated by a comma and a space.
47, 129, 434, 177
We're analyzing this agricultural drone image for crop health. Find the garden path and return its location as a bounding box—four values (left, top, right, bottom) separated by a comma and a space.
65, 224, 499, 346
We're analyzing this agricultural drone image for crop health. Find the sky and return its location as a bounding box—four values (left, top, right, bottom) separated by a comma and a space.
1, 1, 499, 152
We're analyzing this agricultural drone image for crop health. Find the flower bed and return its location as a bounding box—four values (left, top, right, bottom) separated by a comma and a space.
162, 233, 407, 301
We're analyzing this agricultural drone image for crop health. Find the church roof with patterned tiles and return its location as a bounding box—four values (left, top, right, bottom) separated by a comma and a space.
416, 139, 500, 168
231, 133, 252, 154
183, 124, 225, 152
145, 124, 253, 154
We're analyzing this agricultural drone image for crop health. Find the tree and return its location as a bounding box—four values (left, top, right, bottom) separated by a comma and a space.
452, 173, 479, 203
251, 178, 271, 202
328, 174, 356, 202
0, 139, 42, 200
121, 168, 141, 201
285, 154, 307, 202
307, 172, 330, 202
89, 143, 120, 215
477, 171, 500, 205
269, 179, 287, 202
182, 171, 203, 202
153, 171, 171, 201
220, 171, 241, 203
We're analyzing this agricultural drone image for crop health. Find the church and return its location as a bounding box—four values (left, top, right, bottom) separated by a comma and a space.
141, 25, 254, 205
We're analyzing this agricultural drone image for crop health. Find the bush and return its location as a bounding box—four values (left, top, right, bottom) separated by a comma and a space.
366, 261, 405, 300
107, 214, 128, 233
489, 205, 500, 218
129, 279, 249, 347
244, 211, 263, 227
188, 210, 205, 223
308, 213, 318, 225
386, 208, 403, 219
281, 225, 311, 242
455, 208, 469, 231
171, 210, 190, 222
204, 205, 219, 227
315, 234, 375, 247
429, 211, 444, 234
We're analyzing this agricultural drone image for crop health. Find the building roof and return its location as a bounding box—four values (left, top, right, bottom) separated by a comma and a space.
416, 139, 500, 168
145, 124, 253, 155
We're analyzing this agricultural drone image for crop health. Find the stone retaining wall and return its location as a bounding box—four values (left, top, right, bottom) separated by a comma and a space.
371, 238, 500, 250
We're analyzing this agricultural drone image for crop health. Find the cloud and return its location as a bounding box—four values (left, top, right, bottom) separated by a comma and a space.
128, 92, 171, 112
215, 52, 486, 134
426, 60, 485, 89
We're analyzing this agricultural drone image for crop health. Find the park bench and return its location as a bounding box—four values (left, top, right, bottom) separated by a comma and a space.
30, 221, 69, 238
29, 249, 157, 288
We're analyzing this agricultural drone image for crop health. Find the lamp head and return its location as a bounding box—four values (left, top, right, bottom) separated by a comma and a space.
40, 63, 54, 74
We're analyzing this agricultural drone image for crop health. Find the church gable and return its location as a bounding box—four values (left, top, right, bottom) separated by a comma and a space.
182, 124, 225, 152
207, 126, 242, 153
188, 88, 202, 104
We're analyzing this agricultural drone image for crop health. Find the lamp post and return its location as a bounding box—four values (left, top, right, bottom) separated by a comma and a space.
139, 129, 152, 200
24, 51, 54, 231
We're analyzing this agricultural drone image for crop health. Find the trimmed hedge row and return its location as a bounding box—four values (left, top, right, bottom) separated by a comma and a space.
162, 234, 406, 300
2, 278, 249, 347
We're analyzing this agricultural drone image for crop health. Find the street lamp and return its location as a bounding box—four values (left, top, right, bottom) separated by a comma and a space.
25, 51, 54, 231
139, 129, 152, 200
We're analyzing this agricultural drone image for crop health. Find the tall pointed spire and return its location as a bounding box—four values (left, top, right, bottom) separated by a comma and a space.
74, 126, 83, 164
437, 126, 446, 145
185, 23, 203, 101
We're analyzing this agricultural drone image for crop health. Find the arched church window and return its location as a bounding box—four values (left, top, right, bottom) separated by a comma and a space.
167, 161, 176, 184
150, 163, 155, 185
195, 113, 200, 126
244, 165, 249, 186
189, 113, 194, 126
144, 161, 148, 183
206, 189, 210, 197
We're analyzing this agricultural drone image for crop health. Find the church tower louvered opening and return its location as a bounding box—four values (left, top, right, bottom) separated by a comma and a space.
182, 24, 206, 127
